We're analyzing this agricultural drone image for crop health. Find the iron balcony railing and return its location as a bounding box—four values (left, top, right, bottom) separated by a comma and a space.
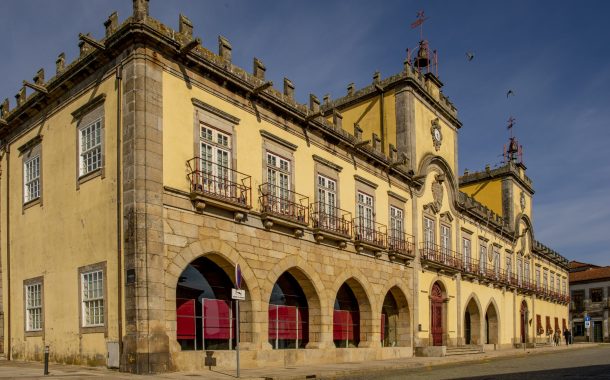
310, 202, 352, 238
462, 256, 480, 276
353, 218, 387, 248
388, 229, 414, 257
187, 157, 252, 208
419, 242, 462, 268
259, 183, 309, 225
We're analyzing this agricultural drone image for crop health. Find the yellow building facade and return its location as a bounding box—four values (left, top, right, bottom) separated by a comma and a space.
0, 1, 569, 373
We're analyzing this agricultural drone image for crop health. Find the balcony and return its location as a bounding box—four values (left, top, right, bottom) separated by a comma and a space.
419, 242, 462, 274
187, 158, 252, 219
310, 202, 352, 246
353, 218, 387, 255
461, 256, 480, 279
387, 230, 415, 262
259, 183, 309, 236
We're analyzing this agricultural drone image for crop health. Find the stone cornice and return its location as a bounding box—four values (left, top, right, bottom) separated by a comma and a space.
459, 162, 534, 194
312, 154, 342, 172
191, 98, 240, 124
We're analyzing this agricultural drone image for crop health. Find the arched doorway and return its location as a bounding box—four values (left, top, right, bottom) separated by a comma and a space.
464, 297, 481, 345
176, 257, 236, 350
520, 300, 528, 344
381, 287, 410, 347
333, 283, 360, 348
430, 282, 444, 346
268, 272, 309, 349
485, 302, 499, 344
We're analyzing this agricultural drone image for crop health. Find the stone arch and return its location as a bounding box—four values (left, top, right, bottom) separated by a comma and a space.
380, 284, 411, 347
463, 293, 483, 345
429, 280, 448, 346
329, 270, 376, 348
484, 298, 500, 345
416, 154, 459, 213
165, 240, 261, 351
261, 257, 327, 349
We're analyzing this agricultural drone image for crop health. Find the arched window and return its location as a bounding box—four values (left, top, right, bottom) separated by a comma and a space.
176, 257, 235, 350
268, 272, 309, 349
333, 283, 360, 348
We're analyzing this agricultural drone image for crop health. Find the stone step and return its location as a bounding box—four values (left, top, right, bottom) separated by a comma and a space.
445, 346, 483, 356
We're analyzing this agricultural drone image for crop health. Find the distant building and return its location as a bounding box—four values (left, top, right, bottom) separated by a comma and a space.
569, 261, 610, 342
0, 0, 569, 373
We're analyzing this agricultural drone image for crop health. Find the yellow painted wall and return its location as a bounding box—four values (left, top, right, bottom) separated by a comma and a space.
413, 99, 457, 174
1, 76, 119, 363
460, 179, 504, 217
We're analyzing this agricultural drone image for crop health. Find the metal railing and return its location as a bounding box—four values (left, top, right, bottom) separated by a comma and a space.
353, 218, 387, 248
310, 202, 352, 238
419, 242, 462, 268
259, 183, 309, 225
187, 157, 251, 208
388, 229, 414, 257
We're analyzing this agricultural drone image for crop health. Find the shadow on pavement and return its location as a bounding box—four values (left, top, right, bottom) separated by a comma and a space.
457, 364, 610, 380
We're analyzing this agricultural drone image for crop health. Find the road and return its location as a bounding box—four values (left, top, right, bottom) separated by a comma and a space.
337, 345, 610, 380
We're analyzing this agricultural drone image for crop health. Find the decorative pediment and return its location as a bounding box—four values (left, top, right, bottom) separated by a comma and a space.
440, 211, 453, 223
423, 202, 440, 215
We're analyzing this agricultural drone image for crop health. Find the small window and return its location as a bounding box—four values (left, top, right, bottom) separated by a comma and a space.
24, 155, 40, 203
81, 270, 104, 327
591, 288, 603, 303
79, 119, 102, 176
479, 243, 487, 273
25, 282, 42, 331
462, 238, 471, 266
440, 225, 451, 254
423, 217, 435, 248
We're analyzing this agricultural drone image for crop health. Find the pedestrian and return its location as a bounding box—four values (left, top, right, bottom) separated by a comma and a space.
563, 328, 569, 345
568, 329, 573, 344
554, 330, 560, 346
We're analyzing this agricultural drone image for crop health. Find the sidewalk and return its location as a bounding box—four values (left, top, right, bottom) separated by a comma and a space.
0, 343, 599, 380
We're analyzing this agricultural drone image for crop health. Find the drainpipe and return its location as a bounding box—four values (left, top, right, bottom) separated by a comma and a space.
116, 64, 123, 363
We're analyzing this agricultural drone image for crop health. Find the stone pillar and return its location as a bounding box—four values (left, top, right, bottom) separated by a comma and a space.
309, 94, 320, 113
253, 58, 266, 80
56, 53, 66, 75
283, 78, 294, 100
120, 49, 169, 373
0, 98, 9, 118
105, 12, 119, 37
15, 87, 26, 107
33, 69, 45, 86
333, 110, 343, 130
218, 36, 232, 62
347, 82, 355, 96
179, 14, 193, 38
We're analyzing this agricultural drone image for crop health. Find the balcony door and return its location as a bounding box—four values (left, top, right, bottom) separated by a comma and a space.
266, 152, 291, 214
357, 191, 374, 240
200, 125, 231, 195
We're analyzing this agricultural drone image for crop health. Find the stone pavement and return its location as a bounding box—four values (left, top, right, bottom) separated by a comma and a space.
0, 343, 599, 380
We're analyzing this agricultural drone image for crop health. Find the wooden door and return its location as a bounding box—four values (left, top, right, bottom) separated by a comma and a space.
431, 283, 443, 346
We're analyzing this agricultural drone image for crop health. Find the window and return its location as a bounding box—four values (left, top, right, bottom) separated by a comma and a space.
517, 259, 523, 286
25, 282, 42, 331
591, 288, 603, 303
543, 271, 548, 291
462, 237, 471, 270
572, 290, 584, 311
479, 243, 487, 274
318, 175, 337, 214
81, 270, 104, 327
506, 255, 512, 278
357, 191, 374, 237
424, 217, 435, 248
493, 247, 500, 277
200, 124, 232, 193
79, 119, 102, 176
24, 155, 40, 203
390, 206, 403, 237
440, 225, 451, 254
536, 268, 541, 288
524, 262, 530, 284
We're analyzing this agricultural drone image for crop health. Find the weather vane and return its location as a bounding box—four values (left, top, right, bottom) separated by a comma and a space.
507, 116, 516, 138
410, 10, 428, 41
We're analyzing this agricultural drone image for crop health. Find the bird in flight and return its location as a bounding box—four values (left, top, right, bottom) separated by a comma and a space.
506, 89, 515, 98
466, 52, 475, 61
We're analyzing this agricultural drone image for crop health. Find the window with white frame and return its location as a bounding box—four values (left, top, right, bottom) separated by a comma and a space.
524, 261, 530, 284
506, 255, 512, 278
536, 268, 541, 288
550, 273, 555, 292
266, 152, 291, 210
357, 191, 374, 237
479, 243, 487, 274
390, 206, 404, 238
81, 270, 104, 327
493, 246, 500, 276
318, 175, 336, 214
517, 259, 523, 285
25, 282, 42, 331
440, 225, 451, 255
79, 119, 102, 176
24, 155, 40, 203
543, 270, 548, 291
463, 237, 471, 270
200, 124, 231, 192
424, 217, 435, 249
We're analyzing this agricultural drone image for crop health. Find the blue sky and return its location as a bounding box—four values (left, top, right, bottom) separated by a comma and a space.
1, 1, 609, 265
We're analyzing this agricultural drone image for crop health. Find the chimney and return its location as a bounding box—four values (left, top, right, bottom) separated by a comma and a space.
179, 14, 193, 38
79, 33, 93, 57
347, 83, 355, 96
218, 36, 232, 62
323, 94, 330, 105
333, 110, 343, 130
283, 78, 294, 100
104, 12, 118, 37
133, 0, 149, 21
354, 124, 363, 140
309, 94, 320, 113
253, 58, 266, 80
372, 133, 381, 152
33, 69, 45, 86
56, 53, 66, 74
0, 98, 9, 118
15, 87, 26, 107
